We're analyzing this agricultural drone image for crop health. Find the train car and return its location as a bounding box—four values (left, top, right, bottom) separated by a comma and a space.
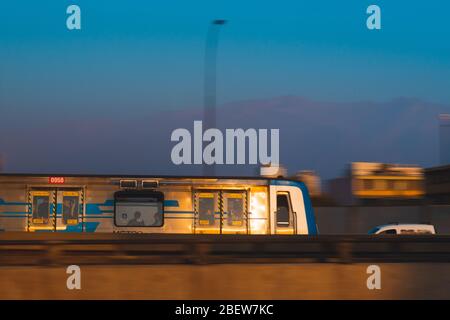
0, 174, 318, 235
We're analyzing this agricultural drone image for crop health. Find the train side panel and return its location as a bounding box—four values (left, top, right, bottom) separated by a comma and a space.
0, 176, 315, 235
0, 182, 28, 231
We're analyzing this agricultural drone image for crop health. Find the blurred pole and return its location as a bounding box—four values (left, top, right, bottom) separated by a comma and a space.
203, 19, 227, 177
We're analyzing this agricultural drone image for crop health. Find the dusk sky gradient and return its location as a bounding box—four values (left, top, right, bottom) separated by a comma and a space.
0, 1, 449, 177
1, 1, 450, 110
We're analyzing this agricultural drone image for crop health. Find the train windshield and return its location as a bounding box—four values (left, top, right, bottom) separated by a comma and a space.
368, 226, 381, 234
114, 191, 164, 227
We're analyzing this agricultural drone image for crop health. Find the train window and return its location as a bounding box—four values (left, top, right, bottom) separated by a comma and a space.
198, 193, 217, 226
394, 180, 408, 191
276, 193, 291, 227
32, 193, 50, 224
408, 180, 422, 191
224, 193, 244, 226
400, 229, 432, 235
142, 180, 159, 189
114, 191, 164, 227
62, 192, 79, 225
363, 179, 373, 190
120, 180, 138, 189
374, 179, 386, 190
387, 180, 395, 190
379, 229, 397, 235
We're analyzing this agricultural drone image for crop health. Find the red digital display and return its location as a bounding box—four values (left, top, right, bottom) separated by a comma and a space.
49, 177, 65, 184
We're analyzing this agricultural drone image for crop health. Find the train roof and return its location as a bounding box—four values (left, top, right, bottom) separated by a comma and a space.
0, 173, 310, 186
0, 172, 276, 180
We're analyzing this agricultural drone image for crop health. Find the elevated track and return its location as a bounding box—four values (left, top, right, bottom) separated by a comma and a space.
1, 233, 450, 266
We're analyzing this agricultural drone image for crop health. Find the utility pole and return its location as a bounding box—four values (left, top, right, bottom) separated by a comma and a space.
203, 19, 227, 177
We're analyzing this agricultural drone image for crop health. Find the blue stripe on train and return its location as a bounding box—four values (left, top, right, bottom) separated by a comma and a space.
0, 211, 28, 215
1, 198, 179, 210
64, 222, 100, 232
0, 198, 28, 206
164, 200, 179, 207
84, 199, 179, 214
85, 200, 114, 215
0, 215, 27, 218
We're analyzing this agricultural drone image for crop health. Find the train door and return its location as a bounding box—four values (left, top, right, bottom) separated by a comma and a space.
193, 190, 248, 234
28, 190, 56, 231
269, 185, 308, 235
194, 191, 221, 234
56, 190, 83, 231
28, 188, 83, 232
221, 191, 248, 234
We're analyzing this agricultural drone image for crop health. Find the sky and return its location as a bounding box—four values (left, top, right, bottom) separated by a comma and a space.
0, 0, 449, 176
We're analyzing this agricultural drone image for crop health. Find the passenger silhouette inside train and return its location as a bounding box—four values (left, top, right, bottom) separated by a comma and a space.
206, 209, 215, 225
128, 211, 145, 226
152, 211, 162, 226
227, 199, 243, 226
198, 198, 215, 226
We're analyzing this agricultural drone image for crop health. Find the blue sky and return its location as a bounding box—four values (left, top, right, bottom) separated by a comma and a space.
0, 1, 450, 175
0, 0, 449, 118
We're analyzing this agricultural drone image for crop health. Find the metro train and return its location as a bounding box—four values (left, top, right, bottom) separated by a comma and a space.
0, 174, 318, 235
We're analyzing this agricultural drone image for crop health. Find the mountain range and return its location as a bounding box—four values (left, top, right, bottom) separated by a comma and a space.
1, 95, 449, 180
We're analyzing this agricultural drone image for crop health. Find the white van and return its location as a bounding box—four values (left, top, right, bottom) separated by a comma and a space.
368, 223, 436, 235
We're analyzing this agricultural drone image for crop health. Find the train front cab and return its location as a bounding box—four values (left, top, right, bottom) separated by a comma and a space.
190, 179, 317, 235
269, 180, 318, 235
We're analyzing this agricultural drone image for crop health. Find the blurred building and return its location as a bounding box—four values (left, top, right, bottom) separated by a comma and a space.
259, 164, 287, 178
292, 170, 321, 197
425, 164, 450, 204
0, 154, 4, 172
439, 114, 450, 165
327, 162, 424, 205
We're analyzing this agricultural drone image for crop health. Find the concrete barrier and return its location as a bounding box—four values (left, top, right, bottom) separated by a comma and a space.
0, 263, 449, 299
